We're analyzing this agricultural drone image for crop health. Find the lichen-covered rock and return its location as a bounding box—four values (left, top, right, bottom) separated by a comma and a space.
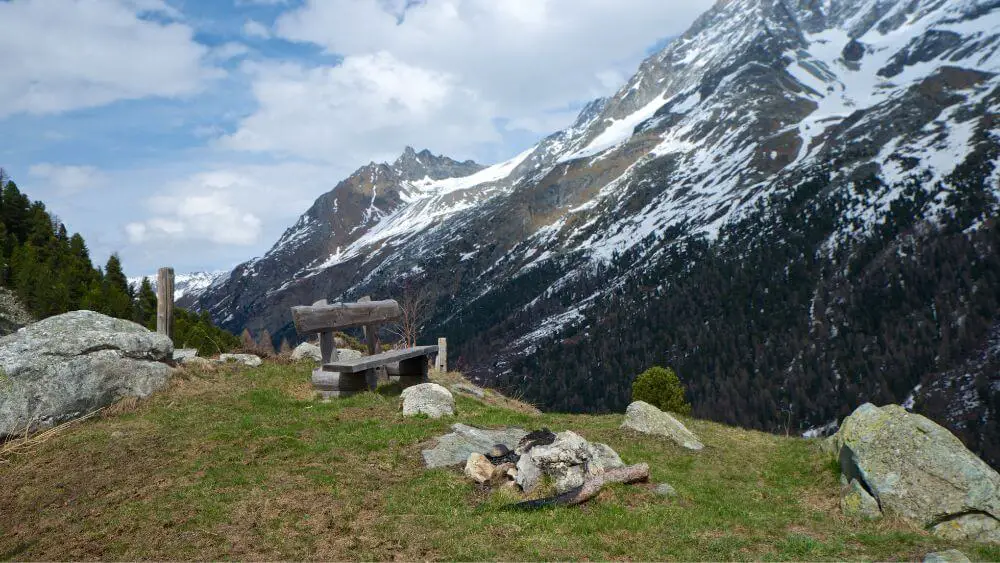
840, 478, 882, 520
422, 424, 528, 468
339, 349, 364, 362
290, 342, 321, 361
922, 549, 972, 563
401, 382, 454, 418
621, 401, 704, 450
217, 353, 262, 367
0, 310, 173, 435
515, 430, 625, 494
464, 452, 493, 484
836, 403, 1000, 543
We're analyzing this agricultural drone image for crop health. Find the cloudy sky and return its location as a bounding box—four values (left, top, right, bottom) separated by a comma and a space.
0, 0, 714, 276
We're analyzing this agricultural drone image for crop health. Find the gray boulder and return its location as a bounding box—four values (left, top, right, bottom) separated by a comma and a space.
338, 349, 364, 362
290, 343, 362, 363
291, 342, 321, 361
0, 310, 173, 435
422, 423, 528, 468
621, 401, 704, 450
401, 382, 454, 418
217, 353, 262, 367
836, 403, 1000, 543
515, 430, 625, 494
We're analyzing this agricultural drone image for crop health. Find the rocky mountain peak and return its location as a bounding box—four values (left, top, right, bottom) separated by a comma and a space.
391, 146, 484, 182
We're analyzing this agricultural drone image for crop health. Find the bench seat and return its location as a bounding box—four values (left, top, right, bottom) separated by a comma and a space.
323, 345, 439, 373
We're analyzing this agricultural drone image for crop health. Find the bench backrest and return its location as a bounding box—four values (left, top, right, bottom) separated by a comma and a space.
290, 297, 401, 362
291, 299, 401, 334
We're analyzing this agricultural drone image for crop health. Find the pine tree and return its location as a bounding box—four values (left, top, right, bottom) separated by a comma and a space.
100, 254, 132, 319
134, 277, 157, 329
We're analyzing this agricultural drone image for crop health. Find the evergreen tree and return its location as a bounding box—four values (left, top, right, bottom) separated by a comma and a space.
631, 366, 693, 415
134, 277, 157, 329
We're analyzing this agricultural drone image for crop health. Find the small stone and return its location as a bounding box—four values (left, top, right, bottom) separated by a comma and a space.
464, 452, 494, 484
506, 468, 518, 478
655, 483, 677, 497
110, 430, 124, 439
489, 444, 511, 458
181, 356, 209, 367
923, 549, 972, 563
401, 383, 455, 418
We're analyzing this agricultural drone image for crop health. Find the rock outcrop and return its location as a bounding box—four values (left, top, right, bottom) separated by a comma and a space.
834, 403, 1000, 543
515, 430, 625, 494
621, 401, 704, 450
422, 423, 528, 468
0, 310, 173, 435
401, 383, 454, 418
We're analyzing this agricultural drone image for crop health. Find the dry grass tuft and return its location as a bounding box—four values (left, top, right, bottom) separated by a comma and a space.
102, 396, 140, 417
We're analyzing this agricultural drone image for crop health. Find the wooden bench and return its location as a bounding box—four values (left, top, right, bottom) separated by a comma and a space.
290, 298, 438, 398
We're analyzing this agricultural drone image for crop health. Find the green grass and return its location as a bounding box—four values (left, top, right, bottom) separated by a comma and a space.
1, 361, 998, 561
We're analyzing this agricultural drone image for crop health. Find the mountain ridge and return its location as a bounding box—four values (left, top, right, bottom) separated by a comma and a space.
193, 0, 1000, 464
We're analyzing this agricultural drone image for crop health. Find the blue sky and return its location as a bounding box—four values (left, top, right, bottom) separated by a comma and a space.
0, 0, 714, 276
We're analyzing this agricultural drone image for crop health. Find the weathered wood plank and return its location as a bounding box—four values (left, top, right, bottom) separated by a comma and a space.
435, 337, 447, 372
318, 331, 336, 364
156, 267, 174, 339
323, 345, 438, 373
359, 296, 381, 355
291, 299, 401, 334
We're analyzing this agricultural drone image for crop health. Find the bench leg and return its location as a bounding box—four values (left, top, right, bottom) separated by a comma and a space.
386, 356, 429, 389
311, 368, 372, 398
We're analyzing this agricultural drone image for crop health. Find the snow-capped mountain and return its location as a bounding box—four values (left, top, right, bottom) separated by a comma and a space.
129, 271, 228, 304
195, 0, 1000, 464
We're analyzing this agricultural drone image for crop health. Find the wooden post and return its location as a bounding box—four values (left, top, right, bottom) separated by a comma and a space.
435, 337, 447, 372
358, 296, 381, 355
156, 267, 174, 340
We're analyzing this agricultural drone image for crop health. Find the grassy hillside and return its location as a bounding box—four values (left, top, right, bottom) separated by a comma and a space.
2, 361, 998, 561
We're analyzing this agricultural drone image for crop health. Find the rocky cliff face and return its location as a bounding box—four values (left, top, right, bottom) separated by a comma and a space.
194, 0, 1000, 461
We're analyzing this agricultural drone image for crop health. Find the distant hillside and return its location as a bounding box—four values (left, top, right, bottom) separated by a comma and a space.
193, 0, 1000, 467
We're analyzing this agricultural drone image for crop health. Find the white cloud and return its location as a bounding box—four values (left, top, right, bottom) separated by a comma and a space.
275, 0, 714, 118
221, 52, 499, 163
123, 162, 340, 251
28, 163, 107, 195
209, 42, 252, 62
219, 0, 714, 166
243, 20, 272, 39
0, 0, 219, 118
